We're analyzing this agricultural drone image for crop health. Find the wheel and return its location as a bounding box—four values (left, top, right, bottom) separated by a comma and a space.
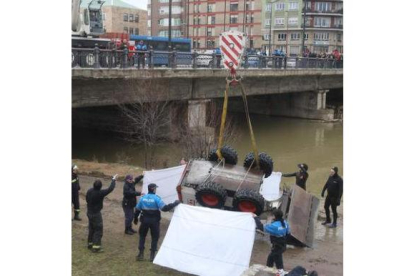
243, 152, 274, 178
232, 189, 265, 216
208, 145, 238, 165
195, 181, 227, 209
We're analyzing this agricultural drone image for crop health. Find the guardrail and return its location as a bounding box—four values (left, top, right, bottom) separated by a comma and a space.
72, 45, 343, 70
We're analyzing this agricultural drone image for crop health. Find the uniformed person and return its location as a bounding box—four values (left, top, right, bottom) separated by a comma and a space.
321, 167, 343, 228
254, 209, 290, 276
86, 175, 117, 253
122, 174, 144, 235
134, 183, 180, 262
72, 165, 81, 221
282, 163, 309, 190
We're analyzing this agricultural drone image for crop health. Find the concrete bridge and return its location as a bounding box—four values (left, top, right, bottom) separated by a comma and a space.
72, 68, 342, 121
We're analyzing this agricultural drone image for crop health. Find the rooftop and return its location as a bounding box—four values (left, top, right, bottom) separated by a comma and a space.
80, 0, 141, 10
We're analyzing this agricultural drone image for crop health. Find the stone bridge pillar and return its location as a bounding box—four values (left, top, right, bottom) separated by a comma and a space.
188, 100, 211, 128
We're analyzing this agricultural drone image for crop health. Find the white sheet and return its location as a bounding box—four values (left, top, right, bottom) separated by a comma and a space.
142, 165, 186, 205
154, 204, 256, 276
259, 172, 282, 201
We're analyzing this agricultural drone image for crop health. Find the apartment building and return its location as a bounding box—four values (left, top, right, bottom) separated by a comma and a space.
147, 0, 186, 37
81, 0, 148, 35
262, 0, 343, 56
186, 0, 264, 50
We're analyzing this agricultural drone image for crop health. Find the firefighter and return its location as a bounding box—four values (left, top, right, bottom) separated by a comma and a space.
72, 165, 81, 221
86, 175, 117, 253
282, 163, 309, 190
123, 174, 144, 235
134, 183, 181, 262
321, 167, 343, 228
253, 209, 290, 276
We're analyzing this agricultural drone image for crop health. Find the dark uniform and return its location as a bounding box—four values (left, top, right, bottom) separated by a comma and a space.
321, 167, 343, 227
134, 183, 180, 262
254, 211, 290, 273
122, 175, 143, 234
86, 179, 116, 252
282, 163, 309, 190
72, 168, 81, 221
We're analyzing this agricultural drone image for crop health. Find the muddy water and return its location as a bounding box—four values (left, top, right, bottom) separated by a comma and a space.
72, 114, 343, 196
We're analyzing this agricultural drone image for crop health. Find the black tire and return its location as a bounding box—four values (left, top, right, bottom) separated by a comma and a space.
195, 181, 227, 209
208, 145, 238, 165
243, 152, 274, 178
232, 189, 265, 216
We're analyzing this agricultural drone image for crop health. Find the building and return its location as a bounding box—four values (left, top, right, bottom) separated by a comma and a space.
186, 0, 264, 50
262, 0, 343, 56
147, 0, 186, 38
81, 0, 148, 35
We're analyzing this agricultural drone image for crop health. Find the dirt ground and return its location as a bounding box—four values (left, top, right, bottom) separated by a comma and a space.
72, 175, 342, 276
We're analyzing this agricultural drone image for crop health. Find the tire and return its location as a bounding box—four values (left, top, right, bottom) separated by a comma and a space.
243, 152, 274, 178
232, 189, 265, 216
208, 145, 238, 165
195, 181, 227, 209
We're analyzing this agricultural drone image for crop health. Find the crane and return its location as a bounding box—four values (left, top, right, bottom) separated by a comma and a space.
72, 0, 105, 37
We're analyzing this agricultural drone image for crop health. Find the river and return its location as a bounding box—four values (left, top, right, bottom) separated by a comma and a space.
72, 114, 343, 196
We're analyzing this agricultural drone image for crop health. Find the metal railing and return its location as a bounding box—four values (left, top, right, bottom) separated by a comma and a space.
72, 45, 343, 70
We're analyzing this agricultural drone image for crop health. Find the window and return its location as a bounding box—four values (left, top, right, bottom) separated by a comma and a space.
230, 3, 238, 12
291, 33, 300, 40
314, 32, 329, 41
123, 13, 128, 22
160, 6, 181, 14
129, 14, 134, 22
265, 4, 271, 12
135, 14, 139, 23
275, 3, 285, 11
246, 2, 254, 10
207, 4, 215, 12
207, 27, 215, 37
290, 46, 299, 55
289, 2, 298, 10
288, 17, 298, 26
315, 2, 332, 12
208, 16, 215, 24
246, 15, 254, 23
314, 17, 330, 27
129, 27, 134, 34
278, 33, 286, 41
123, 27, 128, 33
304, 33, 309, 40
336, 33, 342, 42
194, 4, 199, 13
275, 17, 284, 25
134, 28, 139, 35
263, 34, 270, 41
334, 17, 343, 28
230, 15, 238, 24
265, 19, 271, 26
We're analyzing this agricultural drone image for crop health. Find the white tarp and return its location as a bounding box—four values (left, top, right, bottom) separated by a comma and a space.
154, 204, 256, 276
142, 165, 186, 205
259, 172, 282, 201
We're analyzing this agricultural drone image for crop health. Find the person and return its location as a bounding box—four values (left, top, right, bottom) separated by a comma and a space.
72, 165, 81, 221
215, 47, 222, 68
321, 167, 343, 228
122, 174, 144, 235
134, 183, 181, 262
254, 209, 290, 276
86, 175, 117, 253
282, 163, 309, 191
286, 266, 318, 276
135, 40, 147, 69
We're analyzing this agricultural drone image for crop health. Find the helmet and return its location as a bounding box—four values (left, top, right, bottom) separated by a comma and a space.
298, 163, 308, 172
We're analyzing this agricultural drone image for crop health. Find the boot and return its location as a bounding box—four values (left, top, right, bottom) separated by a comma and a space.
136, 250, 144, 261
150, 250, 156, 262
74, 210, 82, 221
125, 227, 134, 235
328, 223, 337, 228
321, 219, 331, 225
130, 227, 137, 233
87, 243, 93, 250
91, 246, 103, 253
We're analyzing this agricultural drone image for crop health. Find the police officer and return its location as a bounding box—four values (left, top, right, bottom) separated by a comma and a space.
123, 174, 144, 235
253, 209, 290, 276
72, 165, 81, 221
134, 183, 180, 262
282, 163, 309, 190
135, 40, 147, 69
86, 175, 117, 253
321, 167, 343, 228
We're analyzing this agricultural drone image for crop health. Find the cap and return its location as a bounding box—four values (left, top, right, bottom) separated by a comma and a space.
332, 167, 339, 174
125, 175, 133, 181
148, 183, 159, 190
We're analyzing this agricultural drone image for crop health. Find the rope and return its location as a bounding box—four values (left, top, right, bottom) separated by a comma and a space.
216, 81, 230, 160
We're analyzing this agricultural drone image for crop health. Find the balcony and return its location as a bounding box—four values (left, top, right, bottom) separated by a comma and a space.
301, 24, 343, 30
302, 8, 343, 15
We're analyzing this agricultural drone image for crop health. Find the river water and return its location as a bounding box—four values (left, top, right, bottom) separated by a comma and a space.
72, 114, 343, 196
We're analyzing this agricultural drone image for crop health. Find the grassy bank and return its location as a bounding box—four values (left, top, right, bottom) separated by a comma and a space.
72, 159, 145, 180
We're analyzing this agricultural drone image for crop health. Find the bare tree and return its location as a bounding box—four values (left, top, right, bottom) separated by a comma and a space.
116, 78, 173, 169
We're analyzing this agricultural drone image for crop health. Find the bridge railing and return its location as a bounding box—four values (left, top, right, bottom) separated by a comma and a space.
72, 45, 343, 70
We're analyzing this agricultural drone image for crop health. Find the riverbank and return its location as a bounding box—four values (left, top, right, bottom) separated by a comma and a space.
72, 161, 343, 276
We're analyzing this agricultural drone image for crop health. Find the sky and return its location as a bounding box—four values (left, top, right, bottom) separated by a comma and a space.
123, 0, 148, 10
